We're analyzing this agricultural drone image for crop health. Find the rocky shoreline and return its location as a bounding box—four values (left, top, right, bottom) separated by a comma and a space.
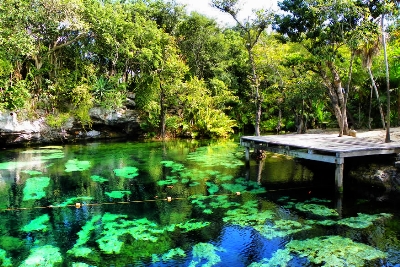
0, 107, 141, 147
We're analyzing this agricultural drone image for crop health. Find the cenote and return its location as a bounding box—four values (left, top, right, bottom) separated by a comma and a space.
1, 138, 400, 267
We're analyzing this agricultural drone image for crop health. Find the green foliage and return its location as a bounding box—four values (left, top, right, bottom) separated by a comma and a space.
71, 83, 93, 128
113, 166, 139, 179
22, 177, 50, 201
45, 113, 70, 129
21, 214, 50, 232
0, 80, 31, 110
65, 159, 91, 172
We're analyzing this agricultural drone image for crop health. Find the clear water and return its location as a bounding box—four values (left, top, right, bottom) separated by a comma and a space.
0, 139, 399, 267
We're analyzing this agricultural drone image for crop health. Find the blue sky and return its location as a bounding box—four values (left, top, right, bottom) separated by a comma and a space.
174, 0, 279, 26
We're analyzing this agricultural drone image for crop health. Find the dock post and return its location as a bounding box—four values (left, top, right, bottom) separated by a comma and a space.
335, 162, 344, 193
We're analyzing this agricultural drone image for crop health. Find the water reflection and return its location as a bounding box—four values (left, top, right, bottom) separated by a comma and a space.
0, 139, 397, 266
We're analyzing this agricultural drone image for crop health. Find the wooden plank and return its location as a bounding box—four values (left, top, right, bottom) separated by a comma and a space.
262, 146, 342, 164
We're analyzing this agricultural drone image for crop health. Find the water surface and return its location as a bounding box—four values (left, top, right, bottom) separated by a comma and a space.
0, 139, 399, 267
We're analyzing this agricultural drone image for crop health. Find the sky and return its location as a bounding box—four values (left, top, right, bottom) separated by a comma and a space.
174, 0, 279, 26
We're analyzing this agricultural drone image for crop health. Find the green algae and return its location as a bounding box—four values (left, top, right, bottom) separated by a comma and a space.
249, 249, 292, 267
105, 191, 131, 199
113, 166, 139, 179
65, 159, 91, 172
190, 195, 240, 214
0, 248, 12, 267
221, 178, 266, 194
56, 196, 93, 207
206, 182, 219, 195
337, 213, 392, 229
68, 215, 102, 258
90, 175, 108, 183
254, 219, 312, 240
223, 200, 274, 226
19, 245, 62, 267
286, 236, 387, 267
189, 243, 225, 267
294, 203, 339, 217
21, 170, 43, 176
161, 161, 185, 172
151, 247, 186, 263
97, 215, 167, 254
23, 177, 50, 201
176, 220, 210, 232
250, 236, 387, 267
157, 176, 179, 186
0, 236, 24, 252
22, 214, 50, 232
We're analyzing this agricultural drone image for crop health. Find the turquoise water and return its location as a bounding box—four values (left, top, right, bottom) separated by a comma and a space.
0, 139, 399, 266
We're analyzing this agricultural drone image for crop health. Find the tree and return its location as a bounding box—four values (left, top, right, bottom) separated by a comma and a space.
211, 0, 274, 136
276, 0, 372, 136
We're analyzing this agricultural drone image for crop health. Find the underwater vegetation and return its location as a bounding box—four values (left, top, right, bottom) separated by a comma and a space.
65, 159, 91, 172
22, 176, 50, 201
0, 140, 397, 266
21, 214, 50, 232
113, 166, 139, 178
90, 175, 108, 183
0, 249, 12, 267
189, 243, 226, 267
19, 245, 62, 267
105, 190, 131, 199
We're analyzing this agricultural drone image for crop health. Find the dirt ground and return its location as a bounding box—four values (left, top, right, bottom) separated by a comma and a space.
306, 127, 400, 143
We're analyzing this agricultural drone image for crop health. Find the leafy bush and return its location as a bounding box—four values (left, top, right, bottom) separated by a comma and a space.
71, 84, 94, 128
46, 113, 71, 129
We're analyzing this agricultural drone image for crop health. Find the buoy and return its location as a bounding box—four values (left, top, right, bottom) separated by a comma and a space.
167, 197, 172, 202
75, 203, 81, 208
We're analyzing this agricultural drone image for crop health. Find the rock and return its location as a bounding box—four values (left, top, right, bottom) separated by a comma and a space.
0, 107, 141, 147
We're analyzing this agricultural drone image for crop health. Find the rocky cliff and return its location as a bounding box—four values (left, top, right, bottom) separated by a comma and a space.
0, 108, 141, 147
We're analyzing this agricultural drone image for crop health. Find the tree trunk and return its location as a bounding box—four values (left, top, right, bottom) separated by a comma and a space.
369, 85, 373, 130
159, 82, 166, 139
367, 67, 386, 129
248, 48, 262, 136
382, 14, 391, 142
341, 52, 354, 135
325, 62, 348, 136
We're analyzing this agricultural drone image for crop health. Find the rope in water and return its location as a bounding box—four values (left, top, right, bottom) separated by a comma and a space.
1, 192, 242, 212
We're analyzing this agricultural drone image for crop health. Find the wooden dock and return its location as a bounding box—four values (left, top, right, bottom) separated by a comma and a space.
240, 134, 400, 192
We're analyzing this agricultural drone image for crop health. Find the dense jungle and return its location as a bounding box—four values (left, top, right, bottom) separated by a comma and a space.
0, 0, 399, 139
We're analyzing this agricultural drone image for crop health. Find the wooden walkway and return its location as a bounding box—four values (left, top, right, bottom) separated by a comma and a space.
240, 134, 400, 192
